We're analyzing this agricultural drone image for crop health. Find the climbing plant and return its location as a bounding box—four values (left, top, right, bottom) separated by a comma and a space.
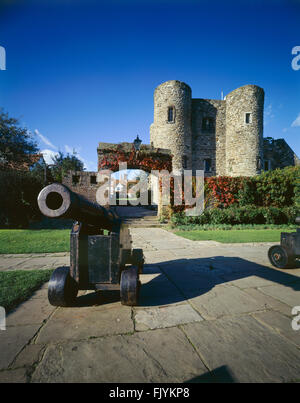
98, 145, 172, 173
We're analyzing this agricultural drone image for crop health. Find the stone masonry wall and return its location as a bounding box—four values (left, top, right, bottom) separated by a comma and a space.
264, 138, 300, 169
62, 171, 98, 202
150, 80, 192, 174
191, 99, 226, 176
225, 85, 264, 177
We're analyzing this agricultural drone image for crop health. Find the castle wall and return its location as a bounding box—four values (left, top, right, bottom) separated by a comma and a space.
263, 138, 300, 170
149, 81, 268, 178
191, 99, 226, 176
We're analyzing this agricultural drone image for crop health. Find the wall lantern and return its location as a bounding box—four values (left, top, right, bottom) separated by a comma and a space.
133, 135, 142, 152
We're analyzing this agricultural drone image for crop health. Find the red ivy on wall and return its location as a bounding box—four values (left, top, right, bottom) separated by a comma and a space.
98, 145, 172, 172
166, 175, 246, 212
205, 176, 245, 208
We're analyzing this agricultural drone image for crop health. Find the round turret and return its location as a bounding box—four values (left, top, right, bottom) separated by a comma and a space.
150, 80, 192, 173
225, 85, 264, 176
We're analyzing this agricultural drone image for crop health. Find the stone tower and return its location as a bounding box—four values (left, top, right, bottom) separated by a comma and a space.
150, 80, 192, 173
150, 80, 265, 177
225, 85, 264, 176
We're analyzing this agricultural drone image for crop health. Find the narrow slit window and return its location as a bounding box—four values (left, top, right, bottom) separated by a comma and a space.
264, 160, 270, 171
245, 113, 251, 124
202, 117, 214, 132
204, 158, 212, 172
90, 176, 97, 184
168, 106, 175, 122
257, 156, 262, 170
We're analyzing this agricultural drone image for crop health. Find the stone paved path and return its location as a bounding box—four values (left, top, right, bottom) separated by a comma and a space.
0, 252, 69, 272
0, 228, 300, 383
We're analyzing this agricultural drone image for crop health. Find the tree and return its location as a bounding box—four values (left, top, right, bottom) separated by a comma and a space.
50, 150, 85, 182
0, 108, 38, 164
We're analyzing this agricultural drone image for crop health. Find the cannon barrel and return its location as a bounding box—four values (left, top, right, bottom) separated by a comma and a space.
37, 183, 119, 231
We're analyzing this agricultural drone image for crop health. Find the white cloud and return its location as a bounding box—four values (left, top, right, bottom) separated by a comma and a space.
35, 129, 57, 150
291, 113, 300, 127
41, 149, 59, 165
282, 128, 288, 133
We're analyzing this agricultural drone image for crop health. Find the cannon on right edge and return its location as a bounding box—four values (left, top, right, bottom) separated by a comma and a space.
268, 217, 300, 269
37, 183, 144, 307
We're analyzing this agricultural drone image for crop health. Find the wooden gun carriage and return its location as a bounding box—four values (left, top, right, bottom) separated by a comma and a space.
37, 183, 144, 307
268, 217, 300, 269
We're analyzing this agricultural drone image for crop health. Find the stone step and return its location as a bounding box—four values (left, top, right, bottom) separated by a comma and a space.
122, 218, 167, 228
128, 223, 168, 228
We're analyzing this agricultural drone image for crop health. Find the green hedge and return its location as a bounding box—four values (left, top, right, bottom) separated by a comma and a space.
171, 205, 298, 226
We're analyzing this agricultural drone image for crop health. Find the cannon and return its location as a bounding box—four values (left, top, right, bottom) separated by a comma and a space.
37, 183, 144, 307
268, 217, 300, 269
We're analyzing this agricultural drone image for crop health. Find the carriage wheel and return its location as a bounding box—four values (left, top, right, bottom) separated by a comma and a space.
120, 266, 140, 306
268, 245, 296, 269
48, 267, 78, 307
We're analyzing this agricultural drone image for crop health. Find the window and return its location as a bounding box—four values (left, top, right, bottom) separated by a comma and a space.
204, 158, 212, 172
264, 160, 270, 171
182, 156, 187, 169
202, 117, 214, 132
257, 156, 262, 170
90, 176, 97, 184
72, 175, 80, 185
245, 113, 251, 124
167, 106, 175, 122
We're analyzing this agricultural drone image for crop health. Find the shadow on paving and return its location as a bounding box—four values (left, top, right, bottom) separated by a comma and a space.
185, 365, 235, 383
70, 256, 300, 308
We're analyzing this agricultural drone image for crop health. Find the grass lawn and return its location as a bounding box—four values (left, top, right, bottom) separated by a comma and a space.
0, 229, 69, 254
0, 269, 53, 312
174, 228, 295, 243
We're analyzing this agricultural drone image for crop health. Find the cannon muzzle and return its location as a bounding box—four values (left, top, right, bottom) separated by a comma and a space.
37, 183, 119, 231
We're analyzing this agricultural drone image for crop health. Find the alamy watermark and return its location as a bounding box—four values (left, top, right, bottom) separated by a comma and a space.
95, 162, 204, 216
0, 46, 6, 70
0, 306, 6, 331
291, 46, 300, 71
291, 306, 300, 331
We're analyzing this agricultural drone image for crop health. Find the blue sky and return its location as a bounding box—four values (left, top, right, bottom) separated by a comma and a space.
0, 0, 299, 170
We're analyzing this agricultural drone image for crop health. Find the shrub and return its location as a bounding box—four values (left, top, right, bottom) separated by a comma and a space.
237, 178, 257, 206
168, 166, 299, 216
255, 166, 298, 208
205, 176, 243, 208
170, 205, 298, 227
0, 170, 43, 228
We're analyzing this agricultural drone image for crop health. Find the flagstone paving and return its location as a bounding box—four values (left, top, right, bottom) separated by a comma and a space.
0, 228, 299, 383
